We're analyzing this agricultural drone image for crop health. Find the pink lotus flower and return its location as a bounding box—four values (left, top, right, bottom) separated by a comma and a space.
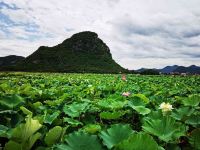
121, 74, 127, 81
122, 92, 131, 97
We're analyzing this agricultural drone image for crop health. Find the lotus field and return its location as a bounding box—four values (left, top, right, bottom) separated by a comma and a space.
0, 73, 200, 150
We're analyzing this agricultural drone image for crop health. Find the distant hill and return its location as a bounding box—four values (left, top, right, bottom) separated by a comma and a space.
136, 68, 160, 74
173, 65, 200, 74
136, 68, 147, 72
136, 68, 158, 73
0, 55, 25, 68
136, 65, 200, 74
160, 65, 179, 74
1, 31, 127, 73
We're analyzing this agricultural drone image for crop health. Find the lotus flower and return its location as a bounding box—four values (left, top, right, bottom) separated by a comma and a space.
121, 74, 127, 81
122, 92, 131, 97
159, 102, 173, 112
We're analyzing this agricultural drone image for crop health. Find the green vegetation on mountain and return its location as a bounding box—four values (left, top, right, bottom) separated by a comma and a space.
140, 69, 160, 75
0, 55, 25, 69
14, 31, 126, 73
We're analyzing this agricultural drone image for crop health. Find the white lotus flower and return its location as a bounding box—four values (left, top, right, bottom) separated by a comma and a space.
159, 102, 173, 112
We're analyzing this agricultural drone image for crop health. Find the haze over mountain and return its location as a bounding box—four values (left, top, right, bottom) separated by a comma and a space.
0, 31, 126, 73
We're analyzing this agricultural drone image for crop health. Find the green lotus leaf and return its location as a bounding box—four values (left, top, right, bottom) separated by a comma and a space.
6, 115, 42, 150
12, 116, 42, 141
142, 116, 187, 142
63, 117, 83, 127
44, 126, 63, 146
128, 98, 145, 107
62, 131, 103, 150
0, 83, 10, 92
117, 132, 162, 150
32, 102, 43, 109
44, 111, 60, 124
182, 94, 200, 107
189, 128, 200, 150
0, 94, 24, 109
145, 110, 163, 120
100, 111, 126, 120
4, 140, 21, 150
132, 106, 151, 115
83, 124, 101, 134
63, 102, 89, 118
0, 124, 9, 138
20, 84, 39, 98
165, 144, 181, 150
97, 97, 127, 110
171, 107, 194, 121
185, 114, 200, 127
132, 94, 149, 104
35, 146, 49, 150
20, 106, 33, 116
100, 124, 133, 149
28, 132, 42, 150
128, 100, 151, 115
55, 144, 69, 150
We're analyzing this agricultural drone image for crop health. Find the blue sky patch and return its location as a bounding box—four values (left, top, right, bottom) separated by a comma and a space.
0, 1, 19, 10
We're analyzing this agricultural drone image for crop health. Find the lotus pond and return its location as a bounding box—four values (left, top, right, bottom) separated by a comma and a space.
0, 73, 200, 150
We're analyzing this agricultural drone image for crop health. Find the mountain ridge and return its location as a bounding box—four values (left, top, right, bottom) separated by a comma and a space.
0, 55, 25, 69
0, 31, 127, 73
136, 65, 200, 74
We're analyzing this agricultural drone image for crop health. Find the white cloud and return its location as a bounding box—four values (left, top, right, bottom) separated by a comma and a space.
0, 0, 200, 69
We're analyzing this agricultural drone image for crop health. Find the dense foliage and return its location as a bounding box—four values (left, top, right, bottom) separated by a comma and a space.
0, 72, 200, 150
0, 56, 25, 68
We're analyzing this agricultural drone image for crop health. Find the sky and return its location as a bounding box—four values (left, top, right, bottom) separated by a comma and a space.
0, 0, 200, 69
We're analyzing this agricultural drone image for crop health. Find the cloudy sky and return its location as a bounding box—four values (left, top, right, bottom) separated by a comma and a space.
0, 0, 200, 69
